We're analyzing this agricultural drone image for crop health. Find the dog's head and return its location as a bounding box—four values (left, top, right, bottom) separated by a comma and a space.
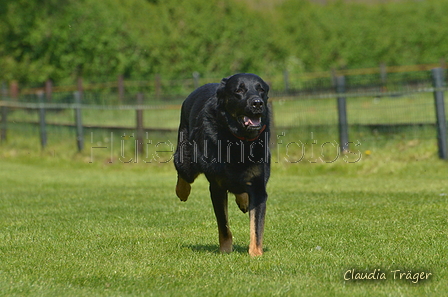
217, 73, 270, 140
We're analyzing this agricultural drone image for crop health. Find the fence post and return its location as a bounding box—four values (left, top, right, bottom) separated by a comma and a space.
1, 82, 7, 143
38, 91, 47, 149
431, 68, 447, 160
77, 77, 83, 99
118, 75, 124, 104
1, 105, 6, 143
336, 75, 349, 152
380, 62, 387, 92
10, 81, 18, 100
155, 74, 161, 100
193, 72, 200, 89
136, 93, 144, 155
331, 69, 337, 87
74, 91, 84, 152
283, 70, 290, 93
45, 79, 52, 102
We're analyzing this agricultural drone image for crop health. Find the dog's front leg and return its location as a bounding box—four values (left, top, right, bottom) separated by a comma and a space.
248, 187, 267, 257
210, 182, 232, 253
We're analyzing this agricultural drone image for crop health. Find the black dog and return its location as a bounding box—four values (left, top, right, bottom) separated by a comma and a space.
174, 73, 270, 256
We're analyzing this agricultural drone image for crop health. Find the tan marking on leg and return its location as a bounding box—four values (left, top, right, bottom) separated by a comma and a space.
235, 193, 249, 213
175, 176, 191, 201
249, 208, 263, 257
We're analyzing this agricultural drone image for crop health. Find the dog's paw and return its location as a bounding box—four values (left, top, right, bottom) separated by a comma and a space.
249, 245, 263, 257
219, 243, 233, 254
176, 176, 191, 201
219, 234, 233, 254
235, 193, 249, 213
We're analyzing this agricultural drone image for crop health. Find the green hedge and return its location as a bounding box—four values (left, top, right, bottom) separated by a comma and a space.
0, 0, 447, 85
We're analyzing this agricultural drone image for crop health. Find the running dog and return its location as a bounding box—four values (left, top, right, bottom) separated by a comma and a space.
174, 73, 271, 256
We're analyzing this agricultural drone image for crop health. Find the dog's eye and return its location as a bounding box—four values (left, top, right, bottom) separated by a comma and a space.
235, 83, 246, 94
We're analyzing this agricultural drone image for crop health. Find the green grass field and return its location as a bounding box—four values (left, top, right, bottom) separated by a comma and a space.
1, 126, 447, 296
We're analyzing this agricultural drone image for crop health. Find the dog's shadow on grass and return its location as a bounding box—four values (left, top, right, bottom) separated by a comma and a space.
183, 243, 269, 254
183, 243, 249, 254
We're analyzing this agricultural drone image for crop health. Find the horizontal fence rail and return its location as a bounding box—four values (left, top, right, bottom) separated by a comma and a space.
2, 62, 446, 104
1, 66, 447, 160
6, 62, 444, 95
0, 101, 182, 110
1, 87, 447, 108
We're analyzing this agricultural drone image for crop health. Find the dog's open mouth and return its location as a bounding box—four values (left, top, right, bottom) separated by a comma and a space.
242, 115, 262, 128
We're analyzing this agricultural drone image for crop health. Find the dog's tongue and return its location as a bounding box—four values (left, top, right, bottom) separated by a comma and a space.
244, 116, 261, 127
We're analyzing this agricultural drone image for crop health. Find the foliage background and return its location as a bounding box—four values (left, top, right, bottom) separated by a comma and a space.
1, 0, 447, 85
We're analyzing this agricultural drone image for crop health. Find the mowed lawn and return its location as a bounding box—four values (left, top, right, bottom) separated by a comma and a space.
1, 153, 447, 296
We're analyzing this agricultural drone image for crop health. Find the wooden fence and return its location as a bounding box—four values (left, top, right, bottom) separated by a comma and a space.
2, 62, 446, 101
1, 68, 446, 159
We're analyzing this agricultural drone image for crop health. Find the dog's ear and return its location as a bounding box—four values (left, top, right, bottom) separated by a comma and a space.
257, 79, 270, 100
259, 78, 270, 94
216, 76, 230, 100
264, 82, 270, 95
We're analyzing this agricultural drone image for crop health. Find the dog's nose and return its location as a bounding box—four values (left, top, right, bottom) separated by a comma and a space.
251, 98, 263, 109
